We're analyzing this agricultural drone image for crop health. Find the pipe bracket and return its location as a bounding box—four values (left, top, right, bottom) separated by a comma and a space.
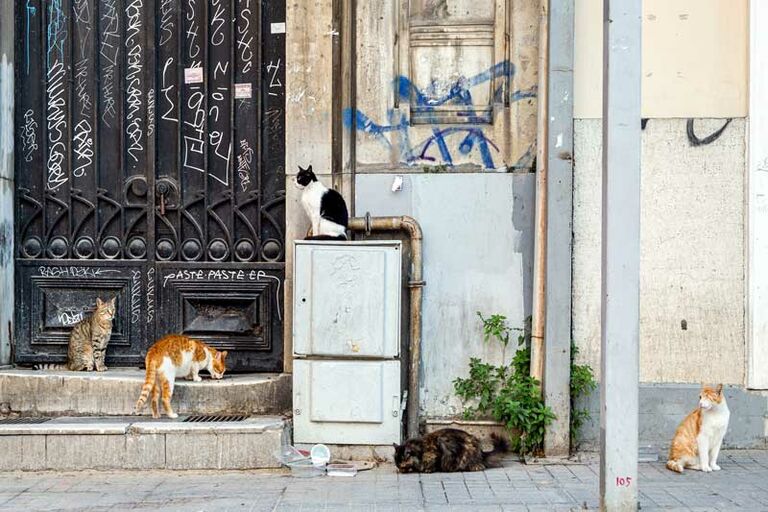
364, 212, 372, 236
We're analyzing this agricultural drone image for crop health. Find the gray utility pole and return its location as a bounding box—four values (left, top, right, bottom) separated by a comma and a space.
0, 0, 14, 366
600, 0, 641, 510
543, 0, 574, 458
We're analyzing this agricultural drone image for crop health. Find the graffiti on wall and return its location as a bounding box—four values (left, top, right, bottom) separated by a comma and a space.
686, 118, 732, 147
343, 61, 537, 170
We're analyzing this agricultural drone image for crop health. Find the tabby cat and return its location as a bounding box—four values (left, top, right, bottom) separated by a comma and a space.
34, 297, 116, 371
393, 428, 509, 473
134, 334, 228, 418
666, 384, 730, 473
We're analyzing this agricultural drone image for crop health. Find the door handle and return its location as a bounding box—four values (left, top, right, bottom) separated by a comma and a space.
156, 182, 169, 216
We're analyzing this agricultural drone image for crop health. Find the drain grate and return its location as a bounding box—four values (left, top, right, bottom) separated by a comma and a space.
0, 417, 51, 425
183, 414, 248, 423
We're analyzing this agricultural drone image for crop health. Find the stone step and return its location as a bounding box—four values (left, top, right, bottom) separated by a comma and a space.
0, 415, 288, 470
0, 368, 291, 417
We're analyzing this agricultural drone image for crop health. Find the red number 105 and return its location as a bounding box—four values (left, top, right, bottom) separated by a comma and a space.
616, 476, 632, 487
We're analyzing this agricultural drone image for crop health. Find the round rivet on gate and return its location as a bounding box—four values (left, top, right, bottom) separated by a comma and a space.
22, 237, 43, 259
181, 238, 203, 261
234, 239, 255, 262
261, 239, 282, 261
207, 239, 230, 262
100, 236, 122, 259
127, 237, 147, 259
155, 238, 176, 261
73, 236, 95, 259
129, 177, 148, 197
47, 236, 69, 259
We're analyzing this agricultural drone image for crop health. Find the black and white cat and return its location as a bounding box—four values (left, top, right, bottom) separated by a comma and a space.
294, 165, 349, 240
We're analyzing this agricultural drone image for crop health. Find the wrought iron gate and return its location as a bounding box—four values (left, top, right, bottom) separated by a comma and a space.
14, 0, 286, 372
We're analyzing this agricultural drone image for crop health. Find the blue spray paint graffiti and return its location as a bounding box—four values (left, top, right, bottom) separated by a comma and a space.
398, 61, 512, 110
344, 61, 537, 169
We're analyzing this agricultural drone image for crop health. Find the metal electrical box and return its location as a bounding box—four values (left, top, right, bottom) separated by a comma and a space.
292, 241, 403, 445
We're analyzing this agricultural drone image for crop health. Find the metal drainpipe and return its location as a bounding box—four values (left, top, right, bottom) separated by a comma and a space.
347, 214, 424, 440
531, 0, 549, 383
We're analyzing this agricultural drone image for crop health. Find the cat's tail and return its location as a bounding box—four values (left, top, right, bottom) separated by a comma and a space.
134, 358, 158, 414
666, 459, 684, 473
482, 433, 510, 468
33, 363, 68, 370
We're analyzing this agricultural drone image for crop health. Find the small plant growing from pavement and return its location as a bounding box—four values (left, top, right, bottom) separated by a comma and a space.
453, 312, 597, 456
453, 313, 555, 456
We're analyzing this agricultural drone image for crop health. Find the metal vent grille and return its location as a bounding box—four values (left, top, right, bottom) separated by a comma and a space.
183, 414, 248, 423
0, 417, 51, 425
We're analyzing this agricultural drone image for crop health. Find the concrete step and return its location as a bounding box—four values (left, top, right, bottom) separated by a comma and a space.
0, 368, 291, 417
0, 415, 288, 470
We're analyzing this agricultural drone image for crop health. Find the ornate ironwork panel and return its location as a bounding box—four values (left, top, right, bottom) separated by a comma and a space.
14, 0, 286, 371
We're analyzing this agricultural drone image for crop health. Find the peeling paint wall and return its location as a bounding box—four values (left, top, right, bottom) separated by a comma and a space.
573, 118, 746, 384
348, 0, 539, 172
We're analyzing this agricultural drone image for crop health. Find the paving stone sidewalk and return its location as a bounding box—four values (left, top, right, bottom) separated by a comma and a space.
1, 450, 767, 511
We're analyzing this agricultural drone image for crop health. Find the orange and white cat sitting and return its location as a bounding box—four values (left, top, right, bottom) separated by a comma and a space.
666, 384, 730, 473
134, 334, 228, 418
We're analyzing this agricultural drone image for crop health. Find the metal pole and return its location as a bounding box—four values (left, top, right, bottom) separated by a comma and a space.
531, 0, 549, 385
600, 0, 641, 510
543, 0, 574, 457
0, 0, 15, 366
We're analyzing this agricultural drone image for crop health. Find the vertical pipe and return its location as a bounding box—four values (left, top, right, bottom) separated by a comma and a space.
347, 215, 423, 440
543, 0, 574, 457
0, 0, 15, 366
600, 0, 641, 509
531, 0, 549, 384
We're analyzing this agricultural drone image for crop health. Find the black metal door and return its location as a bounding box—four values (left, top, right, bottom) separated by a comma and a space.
14, 0, 286, 372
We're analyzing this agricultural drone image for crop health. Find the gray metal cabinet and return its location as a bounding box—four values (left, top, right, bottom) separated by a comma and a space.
292, 241, 403, 444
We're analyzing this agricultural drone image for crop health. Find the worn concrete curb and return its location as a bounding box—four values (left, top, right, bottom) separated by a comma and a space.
0, 416, 286, 471
0, 369, 292, 417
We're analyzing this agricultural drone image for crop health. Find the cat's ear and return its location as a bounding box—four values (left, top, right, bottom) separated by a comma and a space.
220, 350, 228, 360
96, 297, 103, 307
307, 165, 313, 172
109, 297, 116, 306
716, 383, 723, 395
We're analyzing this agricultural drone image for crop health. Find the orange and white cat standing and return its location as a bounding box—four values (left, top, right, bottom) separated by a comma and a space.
666, 384, 730, 473
134, 334, 228, 418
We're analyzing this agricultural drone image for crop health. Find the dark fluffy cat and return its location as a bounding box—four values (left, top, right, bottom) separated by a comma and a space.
393, 428, 509, 473
294, 165, 349, 240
